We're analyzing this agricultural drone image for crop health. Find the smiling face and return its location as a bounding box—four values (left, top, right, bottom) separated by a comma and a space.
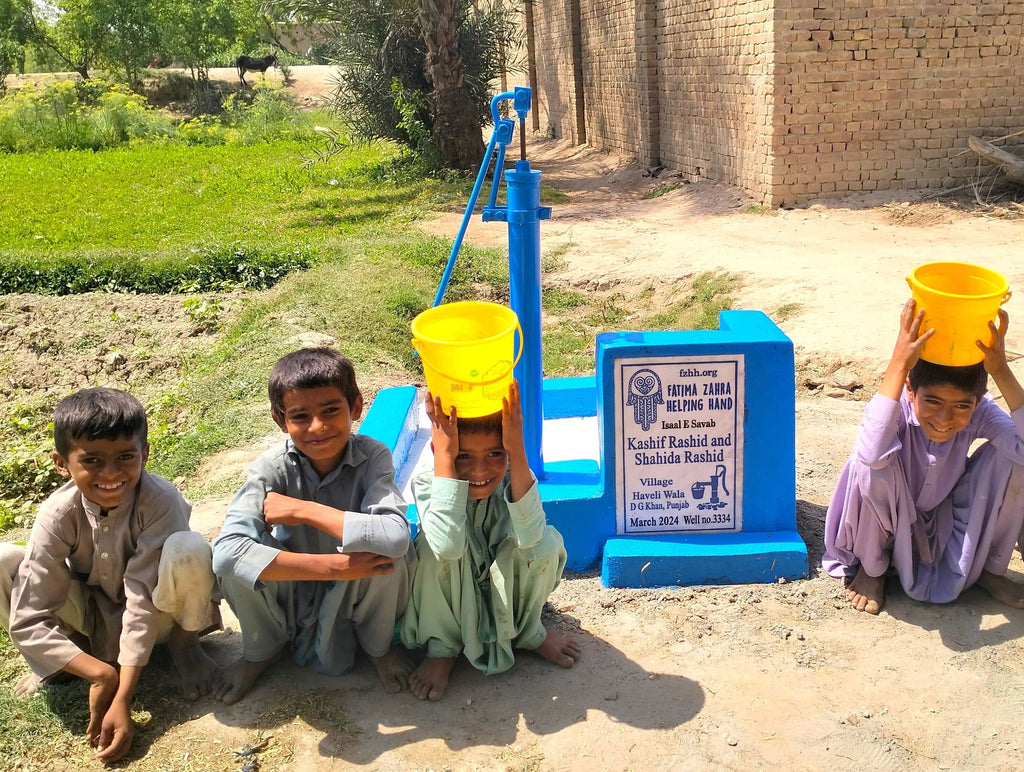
454, 430, 508, 500
53, 435, 148, 512
906, 381, 979, 443
273, 386, 363, 476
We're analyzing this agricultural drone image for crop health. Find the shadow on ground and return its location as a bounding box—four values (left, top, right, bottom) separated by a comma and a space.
205, 619, 704, 764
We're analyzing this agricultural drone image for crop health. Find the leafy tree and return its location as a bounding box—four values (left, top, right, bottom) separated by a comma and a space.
0, 0, 33, 91
98, 0, 161, 88
38, 0, 108, 79
417, 0, 484, 170
274, 0, 520, 171
158, 0, 262, 108
158, 0, 239, 81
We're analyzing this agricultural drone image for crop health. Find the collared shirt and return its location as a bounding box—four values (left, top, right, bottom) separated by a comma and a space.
415, 472, 546, 567
856, 391, 1024, 512
10, 472, 191, 677
212, 434, 411, 589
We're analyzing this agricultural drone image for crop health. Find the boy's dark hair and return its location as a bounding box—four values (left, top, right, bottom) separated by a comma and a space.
268, 348, 361, 417
53, 387, 148, 457
456, 411, 503, 437
908, 359, 988, 398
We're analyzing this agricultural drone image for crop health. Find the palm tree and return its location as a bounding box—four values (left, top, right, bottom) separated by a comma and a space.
418, 0, 485, 170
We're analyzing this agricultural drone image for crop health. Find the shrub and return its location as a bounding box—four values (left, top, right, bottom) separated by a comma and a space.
0, 77, 326, 152
0, 79, 175, 152
222, 82, 316, 144
323, 0, 522, 164
0, 244, 313, 295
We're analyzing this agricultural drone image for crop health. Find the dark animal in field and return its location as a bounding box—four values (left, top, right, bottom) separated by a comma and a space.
236, 52, 278, 86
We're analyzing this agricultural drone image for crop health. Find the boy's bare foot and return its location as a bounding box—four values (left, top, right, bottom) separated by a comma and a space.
846, 566, 885, 614
371, 646, 414, 693
215, 654, 279, 705
528, 629, 581, 668
14, 669, 75, 697
14, 673, 43, 697
168, 627, 226, 701
409, 656, 454, 701
977, 569, 1024, 608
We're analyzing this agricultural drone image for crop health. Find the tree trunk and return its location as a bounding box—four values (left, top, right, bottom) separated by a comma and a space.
418, 0, 485, 171
968, 135, 1024, 185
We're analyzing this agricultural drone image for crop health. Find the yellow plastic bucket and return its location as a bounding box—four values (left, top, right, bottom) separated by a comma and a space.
411, 301, 522, 417
906, 261, 1011, 366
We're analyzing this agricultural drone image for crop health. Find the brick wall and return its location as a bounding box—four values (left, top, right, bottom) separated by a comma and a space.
773, 0, 1024, 205
578, 0, 645, 155
530, 1, 582, 143
525, 0, 1024, 206
656, 0, 775, 198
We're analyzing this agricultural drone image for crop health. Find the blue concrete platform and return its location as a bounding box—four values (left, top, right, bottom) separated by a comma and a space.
359, 310, 809, 588
601, 533, 810, 588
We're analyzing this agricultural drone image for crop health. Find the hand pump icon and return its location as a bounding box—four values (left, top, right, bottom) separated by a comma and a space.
691, 465, 730, 510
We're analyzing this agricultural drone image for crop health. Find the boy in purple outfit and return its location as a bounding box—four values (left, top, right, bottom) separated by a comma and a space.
823, 299, 1024, 614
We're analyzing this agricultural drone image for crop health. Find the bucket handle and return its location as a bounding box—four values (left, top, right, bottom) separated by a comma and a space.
412, 321, 524, 387
904, 279, 1013, 307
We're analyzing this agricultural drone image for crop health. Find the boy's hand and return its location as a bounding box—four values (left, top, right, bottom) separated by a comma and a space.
502, 380, 532, 503
425, 392, 458, 478
64, 654, 117, 751
978, 308, 1011, 376
95, 699, 134, 763
332, 551, 395, 580
501, 380, 527, 458
891, 298, 934, 372
263, 492, 311, 527
880, 298, 935, 401
979, 309, 1024, 412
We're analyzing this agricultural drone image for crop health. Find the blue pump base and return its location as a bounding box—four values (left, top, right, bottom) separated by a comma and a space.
600, 533, 808, 588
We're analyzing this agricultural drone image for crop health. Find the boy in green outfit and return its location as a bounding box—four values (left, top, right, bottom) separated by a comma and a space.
401, 381, 581, 701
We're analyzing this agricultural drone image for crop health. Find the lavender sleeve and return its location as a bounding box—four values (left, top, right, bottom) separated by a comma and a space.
853, 394, 904, 468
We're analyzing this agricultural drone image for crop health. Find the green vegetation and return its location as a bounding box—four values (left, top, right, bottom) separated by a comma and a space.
308, 0, 521, 167
0, 79, 319, 153
0, 406, 63, 529
647, 271, 739, 331
0, 245, 312, 295
0, 83, 466, 296
773, 301, 802, 322
642, 183, 683, 200
542, 272, 739, 374
0, 118, 467, 524
0, 638, 93, 768
2, 0, 266, 88
541, 185, 570, 204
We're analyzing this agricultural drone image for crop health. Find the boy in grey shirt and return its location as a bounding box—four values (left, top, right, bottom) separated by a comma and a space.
212, 348, 416, 703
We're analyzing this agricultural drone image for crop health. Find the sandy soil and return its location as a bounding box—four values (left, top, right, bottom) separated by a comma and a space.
8, 66, 1024, 771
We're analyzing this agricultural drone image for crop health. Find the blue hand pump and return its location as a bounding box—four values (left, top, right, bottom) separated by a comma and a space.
432, 87, 550, 478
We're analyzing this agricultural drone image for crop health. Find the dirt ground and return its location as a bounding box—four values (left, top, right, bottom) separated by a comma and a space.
7, 66, 1024, 771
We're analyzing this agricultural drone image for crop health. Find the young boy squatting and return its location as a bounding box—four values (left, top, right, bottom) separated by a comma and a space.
823, 300, 1024, 614
0, 388, 222, 763
212, 348, 416, 703
401, 381, 581, 701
